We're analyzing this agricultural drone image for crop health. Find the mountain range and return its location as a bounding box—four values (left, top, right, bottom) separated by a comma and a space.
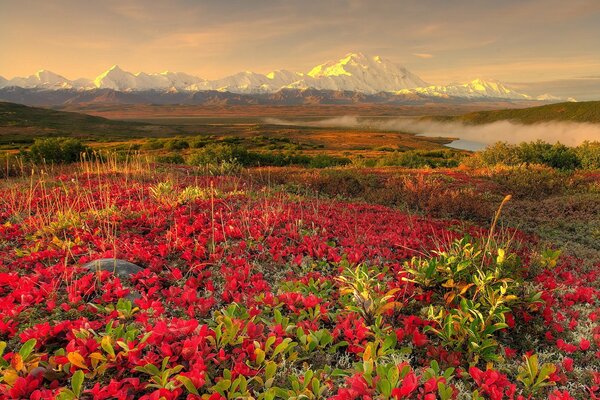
0, 53, 568, 104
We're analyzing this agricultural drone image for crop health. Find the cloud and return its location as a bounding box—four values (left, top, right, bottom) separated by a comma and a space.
413, 53, 434, 59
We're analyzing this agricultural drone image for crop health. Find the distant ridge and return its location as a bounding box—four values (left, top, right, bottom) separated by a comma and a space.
0, 52, 541, 100
0, 101, 144, 141
430, 101, 600, 124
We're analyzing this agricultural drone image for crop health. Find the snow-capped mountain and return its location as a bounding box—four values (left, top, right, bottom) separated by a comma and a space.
93, 65, 205, 91
293, 53, 429, 93
194, 70, 301, 93
3, 70, 79, 90
0, 52, 553, 100
397, 78, 531, 100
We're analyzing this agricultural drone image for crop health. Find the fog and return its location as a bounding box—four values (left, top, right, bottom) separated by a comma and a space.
264, 116, 600, 150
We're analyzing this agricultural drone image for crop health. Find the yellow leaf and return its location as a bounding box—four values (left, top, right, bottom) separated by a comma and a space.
444, 292, 456, 305
442, 279, 455, 288
362, 344, 372, 362
89, 352, 106, 361
378, 301, 401, 313
11, 354, 24, 372
458, 283, 474, 295
67, 352, 88, 370
3, 369, 18, 386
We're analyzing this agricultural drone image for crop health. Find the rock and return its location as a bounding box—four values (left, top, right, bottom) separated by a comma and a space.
82, 259, 143, 301
82, 258, 143, 279
30, 366, 46, 378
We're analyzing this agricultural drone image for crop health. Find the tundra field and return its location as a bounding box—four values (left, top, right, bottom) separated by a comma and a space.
0, 103, 599, 400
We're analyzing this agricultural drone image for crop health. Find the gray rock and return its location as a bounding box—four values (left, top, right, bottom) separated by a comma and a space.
83, 258, 143, 279
82, 258, 143, 301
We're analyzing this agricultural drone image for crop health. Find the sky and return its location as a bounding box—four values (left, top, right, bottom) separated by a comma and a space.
2, 0, 600, 99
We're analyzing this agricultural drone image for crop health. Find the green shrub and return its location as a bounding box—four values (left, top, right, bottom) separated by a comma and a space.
307, 154, 351, 168
376, 150, 462, 168
187, 143, 247, 166
155, 154, 185, 164
189, 136, 215, 149
163, 139, 189, 150
488, 164, 568, 199
480, 140, 583, 170
479, 142, 521, 166
28, 137, 88, 164
142, 139, 164, 150
576, 141, 600, 170
406, 231, 539, 363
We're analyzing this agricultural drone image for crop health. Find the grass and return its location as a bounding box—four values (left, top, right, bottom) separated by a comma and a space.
0, 101, 456, 160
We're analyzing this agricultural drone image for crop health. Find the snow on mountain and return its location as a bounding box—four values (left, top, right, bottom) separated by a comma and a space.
197, 71, 274, 93
398, 78, 531, 100
93, 65, 138, 90
1, 53, 553, 100
296, 52, 429, 93
4, 70, 75, 89
194, 70, 303, 93
93, 66, 205, 91
160, 71, 205, 90
536, 93, 562, 101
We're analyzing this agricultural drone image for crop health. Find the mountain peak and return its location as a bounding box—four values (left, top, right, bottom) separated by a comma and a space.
342, 52, 369, 62
106, 65, 125, 73
306, 52, 428, 92
0, 53, 547, 99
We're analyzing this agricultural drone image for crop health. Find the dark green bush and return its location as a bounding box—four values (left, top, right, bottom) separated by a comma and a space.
142, 139, 164, 150
376, 150, 461, 168
164, 139, 189, 150
576, 141, 600, 170
28, 137, 88, 164
188, 143, 350, 169
155, 154, 185, 164
188, 143, 247, 166
479, 140, 589, 170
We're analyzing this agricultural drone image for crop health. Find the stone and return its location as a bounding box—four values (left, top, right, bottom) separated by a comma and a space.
82, 258, 143, 279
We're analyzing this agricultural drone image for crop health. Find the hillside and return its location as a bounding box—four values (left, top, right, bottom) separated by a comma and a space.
0, 101, 165, 145
432, 100, 600, 124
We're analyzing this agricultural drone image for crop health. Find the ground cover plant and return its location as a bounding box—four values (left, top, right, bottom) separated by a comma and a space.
0, 155, 598, 399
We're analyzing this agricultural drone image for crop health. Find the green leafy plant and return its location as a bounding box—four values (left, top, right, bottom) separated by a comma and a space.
426, 297, 509, 363
0, 339, 41, 386
405, 197, 541, 363
337, 263, 401, 326
516, 354, 557, 395
56, 370, 85, 400
134, 356, 184, 391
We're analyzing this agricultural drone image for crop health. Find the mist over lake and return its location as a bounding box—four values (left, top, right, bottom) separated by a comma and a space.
265, 116, 600, 150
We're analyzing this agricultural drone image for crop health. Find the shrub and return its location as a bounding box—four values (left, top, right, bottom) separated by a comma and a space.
406, 230, 539, 363
479, 140, 584, 170
28, 137, 88, 164
141, 139, 164, 150
155, 154, 185, 164
163, 139, 189, 151
488, 164, 568, 199
575, 141, 600, 170
376, 150, 462, 168
479, 142, 521, 166
307, 154, 351, 168
518, 141, 579, 169
187, 143, 247, 166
